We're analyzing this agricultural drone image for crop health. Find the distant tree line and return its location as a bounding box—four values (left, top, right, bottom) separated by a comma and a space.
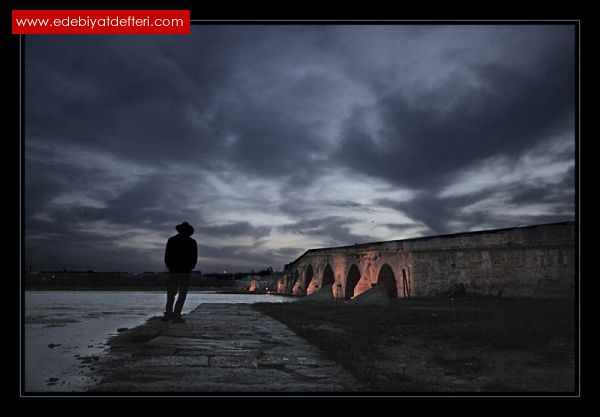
24, 272, 235, 290
25, 266, 280, 290
199, 266, 276, 279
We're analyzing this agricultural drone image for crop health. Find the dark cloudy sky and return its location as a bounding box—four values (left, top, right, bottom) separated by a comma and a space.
25, 25, 575, 273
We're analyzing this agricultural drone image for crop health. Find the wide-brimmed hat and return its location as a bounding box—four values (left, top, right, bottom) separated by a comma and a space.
175, 221, 194, 236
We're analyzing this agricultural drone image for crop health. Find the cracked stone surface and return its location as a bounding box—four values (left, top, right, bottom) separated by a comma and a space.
89, 304, 360, 393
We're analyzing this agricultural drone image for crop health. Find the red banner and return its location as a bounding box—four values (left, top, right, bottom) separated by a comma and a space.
12, 10, 190, 34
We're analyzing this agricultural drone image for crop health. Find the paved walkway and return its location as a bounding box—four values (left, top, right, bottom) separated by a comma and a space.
90, 303, 360, 393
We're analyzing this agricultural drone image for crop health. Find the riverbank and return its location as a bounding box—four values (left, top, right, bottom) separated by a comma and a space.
89, 303, 359, 393
24, 291, 294, 392
254, 296, 576, 393
85, 295, 575, 394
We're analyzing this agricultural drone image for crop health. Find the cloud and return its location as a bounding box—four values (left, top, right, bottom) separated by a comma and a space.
439, 134, 574, 198
25, 25, 575, 272
334, 27, 574, 190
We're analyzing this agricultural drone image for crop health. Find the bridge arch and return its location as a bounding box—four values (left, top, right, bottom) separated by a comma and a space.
292, 270, 300, 293
345, 264, 361, 300
377, 263, 398, 298
322, 264, 335, 288
304, 264, 314, 292
285, 270, 296, 293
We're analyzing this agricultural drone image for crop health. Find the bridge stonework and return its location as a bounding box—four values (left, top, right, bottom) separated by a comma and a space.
278, 222, 575, 299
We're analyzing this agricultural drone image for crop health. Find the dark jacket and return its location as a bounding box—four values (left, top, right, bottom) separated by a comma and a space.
165, 234, 198, 273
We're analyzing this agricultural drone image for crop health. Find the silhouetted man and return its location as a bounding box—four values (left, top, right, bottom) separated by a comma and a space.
163, 222, 198, 323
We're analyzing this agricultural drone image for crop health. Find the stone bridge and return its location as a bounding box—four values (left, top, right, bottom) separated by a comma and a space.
277, 222, 575, 300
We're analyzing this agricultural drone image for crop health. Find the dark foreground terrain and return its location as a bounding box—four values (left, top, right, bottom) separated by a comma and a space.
89, 304, 359, 392
253, 296, 575, 393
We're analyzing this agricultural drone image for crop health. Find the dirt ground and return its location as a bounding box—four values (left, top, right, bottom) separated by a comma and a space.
253, 296, 576, 393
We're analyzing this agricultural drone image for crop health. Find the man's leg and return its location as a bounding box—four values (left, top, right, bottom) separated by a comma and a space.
164, 274, 178, 320
173, 273, 191, 321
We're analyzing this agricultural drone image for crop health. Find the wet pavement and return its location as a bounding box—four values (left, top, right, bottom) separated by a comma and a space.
89, 303, 360, 393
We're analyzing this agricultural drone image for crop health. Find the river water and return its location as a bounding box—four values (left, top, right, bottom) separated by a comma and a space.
24, 291, 294, 393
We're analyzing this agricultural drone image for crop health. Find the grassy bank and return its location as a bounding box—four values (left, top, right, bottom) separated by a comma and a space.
253, 296, 575, 392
